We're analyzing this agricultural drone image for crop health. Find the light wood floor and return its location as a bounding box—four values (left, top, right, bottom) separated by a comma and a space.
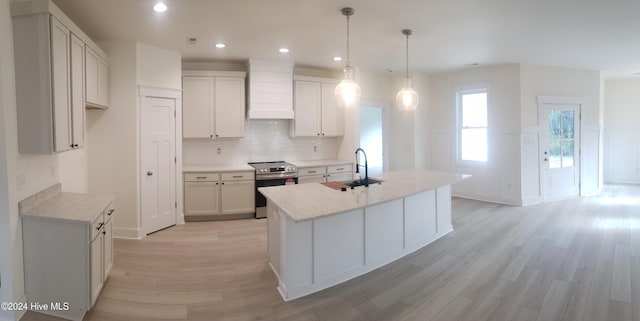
22, 184, 640, 321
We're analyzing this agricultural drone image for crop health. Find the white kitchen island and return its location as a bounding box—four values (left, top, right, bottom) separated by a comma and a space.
258, 169, 469, 301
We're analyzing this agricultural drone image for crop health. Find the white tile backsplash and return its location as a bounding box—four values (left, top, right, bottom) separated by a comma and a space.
183, 120, 339, 164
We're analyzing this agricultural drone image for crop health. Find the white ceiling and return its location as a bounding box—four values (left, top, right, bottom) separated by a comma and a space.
51, 0, 640, 78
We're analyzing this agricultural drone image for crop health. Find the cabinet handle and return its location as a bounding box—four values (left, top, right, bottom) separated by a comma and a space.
102, 230, 106, 235
196, 176, 208, 179
96, 222, 104, 230
221, 182, 225, 185
147, 171, 153, 176
74, 144, 79, 148
232, 175, 244, 178
322, 133, 325, 136
336, 168, 344, 171
210, 134, 213, 138
308, 170, 317, 174
215, 134, 219, 138
317, 133, 320, 136
107, 209, 115, 216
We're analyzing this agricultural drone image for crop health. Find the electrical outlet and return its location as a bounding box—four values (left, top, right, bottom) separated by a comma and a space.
313, 145, 318, 153
217, 148, 222, 155
17, 174, 26, 191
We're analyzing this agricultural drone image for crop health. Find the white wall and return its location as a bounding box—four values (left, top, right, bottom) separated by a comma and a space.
1, 1, 60, 319
413, 73, 432, 170
87, 42, 181, 239
603, 79, 640, 183
520, 64, 602, 199
429, 64, 522, 205
87, 41, 140, 238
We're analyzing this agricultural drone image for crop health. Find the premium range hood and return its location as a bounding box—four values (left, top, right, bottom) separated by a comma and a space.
247, 58, 294, 119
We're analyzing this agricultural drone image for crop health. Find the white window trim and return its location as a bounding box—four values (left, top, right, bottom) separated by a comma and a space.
456, 88, 489, 167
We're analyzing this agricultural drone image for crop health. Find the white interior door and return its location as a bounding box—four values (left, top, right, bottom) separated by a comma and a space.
142, 96, 176, 234
540, 104, 581, 201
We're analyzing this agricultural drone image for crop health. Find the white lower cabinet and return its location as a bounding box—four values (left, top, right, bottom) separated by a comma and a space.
326, 164, 353, 182
22, 204, 115, 321
184, 171, 255, 219
298, 164, 353, 184
184, 173, 220, 216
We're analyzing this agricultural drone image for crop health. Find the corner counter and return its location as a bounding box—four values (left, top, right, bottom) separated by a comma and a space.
259, 169, 469, 301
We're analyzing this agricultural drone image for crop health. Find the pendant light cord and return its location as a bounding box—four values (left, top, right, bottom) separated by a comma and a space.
346, 14, 351, 67
405, 32, 409, 78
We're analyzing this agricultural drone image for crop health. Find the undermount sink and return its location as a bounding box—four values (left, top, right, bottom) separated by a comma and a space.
344, 178, 384, 188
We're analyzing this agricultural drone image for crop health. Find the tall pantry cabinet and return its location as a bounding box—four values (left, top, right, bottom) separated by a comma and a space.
11, 0, 110, 154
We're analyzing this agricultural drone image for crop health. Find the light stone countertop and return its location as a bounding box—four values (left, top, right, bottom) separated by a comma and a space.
291, 159, 352, 168
259, 169, 470, 222
183, 163, 255, 172
20, 184, 114, 224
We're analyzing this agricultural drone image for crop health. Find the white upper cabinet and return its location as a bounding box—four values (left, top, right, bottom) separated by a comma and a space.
182, 71, 246, 139
50, 17, 73, 153
11, 0, 108, 154
85, 46, 110, 109
70, 33, 85, 149
291, 76, 344, 137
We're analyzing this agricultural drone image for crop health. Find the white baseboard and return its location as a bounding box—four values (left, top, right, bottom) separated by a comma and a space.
113, 227, 144, 239
521, 196, 543, 206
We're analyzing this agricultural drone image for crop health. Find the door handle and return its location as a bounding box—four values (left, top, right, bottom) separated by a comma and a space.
147, 171, 153, 176
544, 158, 548, 162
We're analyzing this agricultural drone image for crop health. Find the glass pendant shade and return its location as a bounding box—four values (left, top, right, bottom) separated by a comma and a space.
335, 66, 361, 108
396, 29, 419, 111
396, 77, 418, 111
336, 7, 360, 108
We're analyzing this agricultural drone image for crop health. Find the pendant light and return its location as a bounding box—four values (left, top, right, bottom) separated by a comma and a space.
335, 7, 361, 108
396, 29, 419, 111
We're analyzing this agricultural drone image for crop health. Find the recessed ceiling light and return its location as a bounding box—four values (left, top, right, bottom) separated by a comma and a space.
333, 56, 342, 62
153, 3, 167, 12
215, 43, 226, 49
279, 48, 290, 53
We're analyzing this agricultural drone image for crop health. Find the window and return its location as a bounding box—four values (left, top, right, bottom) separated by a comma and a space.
457, 89, 488, 164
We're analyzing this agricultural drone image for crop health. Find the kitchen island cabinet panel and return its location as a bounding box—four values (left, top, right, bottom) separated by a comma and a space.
261, 169, 468, 301
313, 209, 364, 283
405, 190, 437, 249
365, 199, 404, 265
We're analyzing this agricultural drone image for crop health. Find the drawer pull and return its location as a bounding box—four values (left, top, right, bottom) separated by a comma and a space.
107, 209, 115, 216
196, 176, 208, 179
232, 175, 244, 178
96, 222, 104, 230
102, 230, 106, 235
336, 168, 345, 171
307, 170, 317, 174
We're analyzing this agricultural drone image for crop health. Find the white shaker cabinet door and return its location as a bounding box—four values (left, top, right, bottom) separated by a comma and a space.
90, 233, 104, 306
220, 180, 255, 214
184, 181, 220, 215
292, 80, 321, 137
183, 77, 214, 138
215, 77, 245, 137
320, 82, 344, 137
70, 33, 85, 148
51, 17, 72, 152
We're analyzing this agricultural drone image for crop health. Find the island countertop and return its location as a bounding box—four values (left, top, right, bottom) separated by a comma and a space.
259, 169, 469, 222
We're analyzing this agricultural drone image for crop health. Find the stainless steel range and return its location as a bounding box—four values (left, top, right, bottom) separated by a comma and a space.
248, 161, 298, 218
